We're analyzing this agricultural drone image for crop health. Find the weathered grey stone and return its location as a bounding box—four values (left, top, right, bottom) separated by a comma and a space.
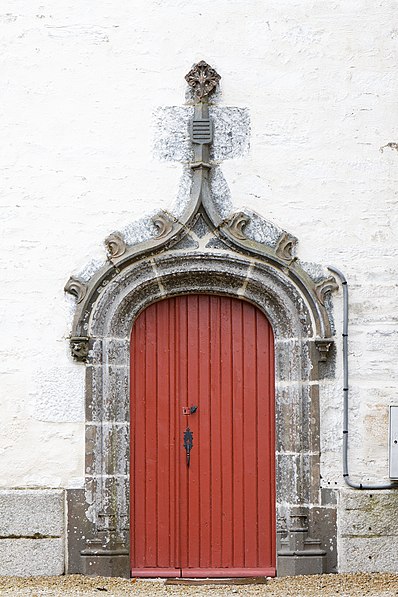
170, 234, 199, 250
339, 489, 398, 537
103, 339, 129, 367
276, 454, 305, 505
308, 506, 338, 573
205, 236, 229, 250
67, 488, 93, 575
275, 385, 309, 453
90, 338, 103, 366
277, 552, 326, 576
274, 339, 309, 383
338, 489, 398, 573
152, 105, 250, 164
70, 508, 129, 578
338, 535, 398, 573
321, 488, 338, 506
0, 538, 64, 576
86, 423, 129, 476
81, 553, 130, 577
207, 167, 234, 219
242, 209, 283, 248
209, 106, 250, 161
190, 213, 212, 239
302, 453, 322, 506
0, 490, 64, 537
86, 365, 129, 423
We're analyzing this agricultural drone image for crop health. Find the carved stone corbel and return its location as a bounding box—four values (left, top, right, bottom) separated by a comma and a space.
315, 276, 339, 306
105, 232, 127, 260
276, 232, 297, 262
70, 337, 90, 362
64, 276, 87, 304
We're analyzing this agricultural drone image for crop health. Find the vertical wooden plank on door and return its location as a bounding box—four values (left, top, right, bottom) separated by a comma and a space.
156, 300, 171, 568
144, 306, 158, 567
220, 297, 233, 568
242, 303, 259, 568
260, 303, 276, 575
198, 296, 211, 569
209, 296, 222, 568
169, 298, 179, 572
187, 296, 200, 569
231, 299, 245, 569
178, 296, 189, 571
131, 309, 146, 569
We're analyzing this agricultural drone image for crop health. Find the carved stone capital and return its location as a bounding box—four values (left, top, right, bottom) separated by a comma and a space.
185, 60, 221, 100
315, 339, 333, 362
64, 276, 87, 304
315, 276, 339, 306
70, 336, 90, 362
105, 232, 127, 260
275, 232, 297, 262
224, 211, 250, 240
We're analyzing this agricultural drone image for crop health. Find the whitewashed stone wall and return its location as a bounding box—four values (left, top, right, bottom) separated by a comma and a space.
1, 0, 398, 575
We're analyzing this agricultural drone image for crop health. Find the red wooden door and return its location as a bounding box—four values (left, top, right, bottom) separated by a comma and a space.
130, 295, 275, 578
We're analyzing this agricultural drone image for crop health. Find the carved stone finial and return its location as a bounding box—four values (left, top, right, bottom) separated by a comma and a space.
105, 232, 127, 259
70, 336, 90, 362
224, 211, 250, 240
275, 232, 297, 262
64, 276, 87, 304
315, 276, 339, 306
185, 60, 221, 100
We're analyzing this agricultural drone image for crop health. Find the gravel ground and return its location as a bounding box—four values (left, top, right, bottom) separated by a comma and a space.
0, 574, 397, 597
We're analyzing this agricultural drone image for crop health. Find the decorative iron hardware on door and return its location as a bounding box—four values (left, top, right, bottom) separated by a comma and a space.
183, 427, 193, 467
182, 405, 198, 415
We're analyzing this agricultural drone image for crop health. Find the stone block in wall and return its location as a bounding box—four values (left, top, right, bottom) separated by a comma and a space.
339, 536, 398, 573
0, 538, 64, 576
338, 489, 398, 573
339, 489, 398, 537
308, 505, 337, 573
0, 490, 64, 537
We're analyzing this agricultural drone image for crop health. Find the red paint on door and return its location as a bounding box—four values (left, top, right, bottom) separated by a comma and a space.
130, 295, 275, 577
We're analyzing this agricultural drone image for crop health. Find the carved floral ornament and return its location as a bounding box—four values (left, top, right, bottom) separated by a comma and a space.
185, 60, 221, 100
64, 61, 338, 361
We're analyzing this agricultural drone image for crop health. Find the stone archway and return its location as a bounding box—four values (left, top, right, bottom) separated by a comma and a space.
65, 61, 338, 577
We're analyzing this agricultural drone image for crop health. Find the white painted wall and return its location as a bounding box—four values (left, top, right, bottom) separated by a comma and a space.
1, 0, 398, 567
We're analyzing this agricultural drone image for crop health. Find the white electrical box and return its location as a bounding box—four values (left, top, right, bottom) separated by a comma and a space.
389, 406, 398, 480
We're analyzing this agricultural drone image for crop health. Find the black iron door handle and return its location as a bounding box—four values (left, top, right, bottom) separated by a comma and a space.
183, 427, 193, 467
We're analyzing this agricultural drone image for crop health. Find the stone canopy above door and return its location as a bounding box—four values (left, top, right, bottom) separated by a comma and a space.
65, 60, 337, 362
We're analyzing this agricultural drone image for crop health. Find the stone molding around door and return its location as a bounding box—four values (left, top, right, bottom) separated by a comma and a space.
65, 62, 338, 577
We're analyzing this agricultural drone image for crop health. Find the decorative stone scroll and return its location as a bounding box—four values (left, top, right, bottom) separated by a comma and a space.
104, 232, 127, 260
64, 276, 87, 304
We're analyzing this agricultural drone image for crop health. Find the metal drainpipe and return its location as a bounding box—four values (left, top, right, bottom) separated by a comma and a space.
328, 265, 398, 490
